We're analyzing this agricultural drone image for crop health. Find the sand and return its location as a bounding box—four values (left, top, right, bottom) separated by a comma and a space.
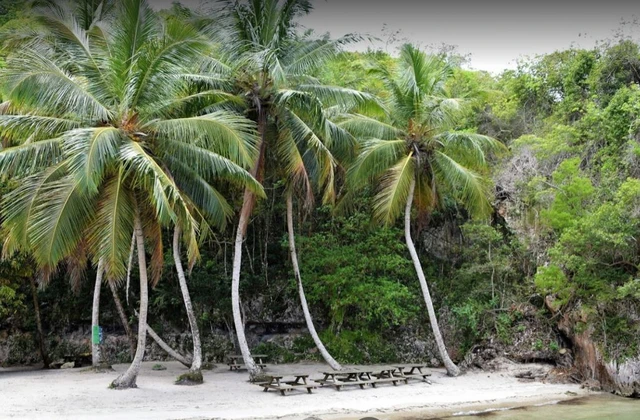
0, 361, 591, 420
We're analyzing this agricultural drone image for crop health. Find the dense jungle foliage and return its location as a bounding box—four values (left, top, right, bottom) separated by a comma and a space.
1, 0, 639, 372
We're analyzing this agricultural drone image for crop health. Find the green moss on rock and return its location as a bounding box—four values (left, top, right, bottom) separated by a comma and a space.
175, 370, 203, 385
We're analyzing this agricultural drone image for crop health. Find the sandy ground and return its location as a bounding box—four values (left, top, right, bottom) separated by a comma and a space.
0, 361, 591, 420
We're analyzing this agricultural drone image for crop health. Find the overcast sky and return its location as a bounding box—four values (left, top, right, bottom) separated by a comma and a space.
152, 0, 640, 73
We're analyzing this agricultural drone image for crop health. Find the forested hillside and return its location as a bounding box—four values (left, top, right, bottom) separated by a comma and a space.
0, 0, 639, 395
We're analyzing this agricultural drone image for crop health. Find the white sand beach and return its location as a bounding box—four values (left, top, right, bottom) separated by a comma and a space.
1, 361, 590, 420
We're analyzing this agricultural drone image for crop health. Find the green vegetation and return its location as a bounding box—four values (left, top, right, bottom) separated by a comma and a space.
0, 0, 639, 392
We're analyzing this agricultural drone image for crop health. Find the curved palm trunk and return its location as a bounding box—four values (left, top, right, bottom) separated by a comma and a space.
91, 260, 104, 367
405, 178, 460, 377
173, 226, 202, 374
29, 276, 50, 369
111, 212, 149, 389
107, 280, 136, 359
231, 197, 259, 379
146, 323, 191, 368
230, 108, 268, 381
286, 194, 342, 370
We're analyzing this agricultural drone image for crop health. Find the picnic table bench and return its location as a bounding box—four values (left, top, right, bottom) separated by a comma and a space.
227, 354, 268, 371
259, 374, 316, 396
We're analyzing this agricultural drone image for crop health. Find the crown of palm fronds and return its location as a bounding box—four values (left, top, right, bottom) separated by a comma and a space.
341, 44, 507, 225
0, 0, 264, 284
192, 0, 384, 209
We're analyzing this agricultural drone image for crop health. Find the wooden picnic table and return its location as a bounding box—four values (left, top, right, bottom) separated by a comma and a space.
370, 366, 406, 386
394, 363, 432, 382
315, 369, 374, 390
227, 354, 268, 371
260, 374, 315, 396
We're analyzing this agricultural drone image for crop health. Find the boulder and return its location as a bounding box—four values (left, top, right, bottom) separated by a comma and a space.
60, 361, 75, 369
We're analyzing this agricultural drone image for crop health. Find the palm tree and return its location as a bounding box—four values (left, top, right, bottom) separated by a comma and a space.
199, 0, 376, 378
0, 0, 262, 388
342, 44, 504, 377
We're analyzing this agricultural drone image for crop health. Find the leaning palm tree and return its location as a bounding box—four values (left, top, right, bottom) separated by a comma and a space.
279, 108, 348, 371
0, 0, 261, 388
198, 0, 377, 378
342, 44, 504, 377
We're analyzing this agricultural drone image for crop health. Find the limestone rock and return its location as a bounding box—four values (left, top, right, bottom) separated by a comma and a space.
581, 378, 602, 391
60, 361, 75, 369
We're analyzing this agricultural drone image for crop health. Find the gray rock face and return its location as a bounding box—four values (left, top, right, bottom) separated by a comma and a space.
606, 358, 640, 397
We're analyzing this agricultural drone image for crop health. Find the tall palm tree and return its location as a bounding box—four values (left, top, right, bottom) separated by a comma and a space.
199, 0, 377, 378
0, 0, 262, 388
342, 44, 504, 377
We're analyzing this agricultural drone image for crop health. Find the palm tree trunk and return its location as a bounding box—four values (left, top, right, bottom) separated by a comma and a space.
110, 212, 149, 389
29, 276, 50, 369
173, 226, 202, 373
146, 323, 191, 368
107, 280, 136, 359
125, 233, 135, 306
230, 107, 268, 381
91, 260, 104, 367
231, 200, 259, 379
404, 178, 460, 377
286, 194, 342, 370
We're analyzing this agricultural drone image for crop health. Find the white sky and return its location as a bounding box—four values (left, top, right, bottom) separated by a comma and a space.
152, 0, 640, 73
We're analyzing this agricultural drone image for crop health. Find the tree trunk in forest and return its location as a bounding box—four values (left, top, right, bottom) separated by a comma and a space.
173, 226, 202, 375
286, 194, 343, 370
110, 212, 149, 389
107, 280, 136, 359
29, 276, 50, 369
404, 178, 460, 377
230, 107, 268, 381
91, 260, 104, 367
146, 323, 191, 368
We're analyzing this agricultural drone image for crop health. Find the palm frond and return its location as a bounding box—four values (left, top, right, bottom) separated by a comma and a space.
27, 174, 97, 268
373, 153, 415, 225
129, 18, 209, 109
285, 33, 362, 75
160, 139, 264, 198
280, 109, 336, 203
277, 124, 314, 207
147, 111, 259, 168
1, 164, 67, 251
108, 0, 159, 102
433, 151, 492, 218
63, 127, 122, 194
119, 139, 179, 224
0, 114, 80, 144
298, 84, 385, 116
1, 48, 111, 121
86, 168, 135, 282
168, 158, 234, 229
338, 114, 404, 141
0, 138, 63, 177
437, 131, 506, 166
65, 240, 88, 294
347, 139, 406, 189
